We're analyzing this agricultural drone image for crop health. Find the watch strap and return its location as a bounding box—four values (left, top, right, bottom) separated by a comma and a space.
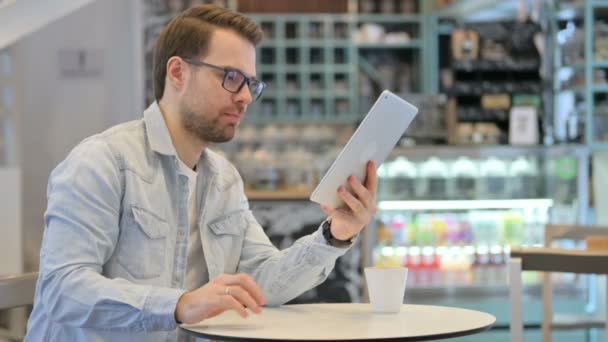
322, 219, 353, 248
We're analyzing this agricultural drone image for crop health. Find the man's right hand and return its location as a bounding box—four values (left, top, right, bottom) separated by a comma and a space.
174, 273, 266, 324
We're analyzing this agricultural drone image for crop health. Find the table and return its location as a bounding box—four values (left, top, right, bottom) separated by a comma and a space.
509, 246, 608, 342
181, 303, 496, 341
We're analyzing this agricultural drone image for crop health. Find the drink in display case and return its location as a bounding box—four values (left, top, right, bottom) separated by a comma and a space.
373, 208, 548, 287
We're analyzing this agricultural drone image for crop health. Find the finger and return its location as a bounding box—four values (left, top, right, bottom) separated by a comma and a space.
347, 175, 373, 208
220, 295, 249, 318
338, 186, 366, 220
364, 161, 378, 200
224, 286, 263, 314
225, 274, 266, 306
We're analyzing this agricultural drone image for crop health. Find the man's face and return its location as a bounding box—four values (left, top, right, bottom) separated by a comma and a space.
179, 28, 257, 143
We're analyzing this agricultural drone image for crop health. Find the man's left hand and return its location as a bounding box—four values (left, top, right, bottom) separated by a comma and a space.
320, 160, 378, 241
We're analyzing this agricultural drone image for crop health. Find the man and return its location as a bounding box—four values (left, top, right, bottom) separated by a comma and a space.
25, 4, 377, 341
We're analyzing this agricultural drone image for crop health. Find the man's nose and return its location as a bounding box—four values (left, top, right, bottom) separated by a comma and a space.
234, 82, 253, 106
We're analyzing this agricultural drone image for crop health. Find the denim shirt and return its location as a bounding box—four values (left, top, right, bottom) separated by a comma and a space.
25, 102, 352, 342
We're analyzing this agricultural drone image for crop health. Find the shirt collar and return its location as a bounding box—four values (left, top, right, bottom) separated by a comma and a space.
143, 101, 177, 156
143, 101, 219, 175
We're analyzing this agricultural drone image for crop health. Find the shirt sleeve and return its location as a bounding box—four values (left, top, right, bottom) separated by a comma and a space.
37, 138, 184, 332
234, 178, 354, 306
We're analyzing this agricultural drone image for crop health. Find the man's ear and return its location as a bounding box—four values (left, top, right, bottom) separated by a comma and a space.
166, 56, 187, 93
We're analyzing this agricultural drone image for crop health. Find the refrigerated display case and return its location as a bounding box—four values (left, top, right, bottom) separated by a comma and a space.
369, 145, 592, 341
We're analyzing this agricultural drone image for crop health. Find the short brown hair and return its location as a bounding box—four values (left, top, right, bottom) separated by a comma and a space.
153, 5, 263, 101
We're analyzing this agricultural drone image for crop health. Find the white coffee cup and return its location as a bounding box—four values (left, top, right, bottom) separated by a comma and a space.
364, 266, 408, 313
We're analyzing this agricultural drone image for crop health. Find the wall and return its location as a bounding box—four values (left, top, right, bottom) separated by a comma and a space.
16, 0, 141, 270
0, 0, 96, 50
0, 168, 21, 274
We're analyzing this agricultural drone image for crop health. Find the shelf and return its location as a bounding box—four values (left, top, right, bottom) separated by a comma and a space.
590, 141, 608, 151
260, 91, 279, 98
285, 92, 302, 98
389, 144, 588, 159
258, 65, 352, 73
456, 108, 509, 122
452, 59, 540, 72
249, 13, 353, 21
557, 86, 585, 94
559, 62, 585, 70
448, 83, 542, 96
406, 282, 584, 300
309, 65, 351, 73
593, 84, 608, 93
245, 189, 311, 200
258, 40, 351, 48
244, 115, 360, 125
356, 40, 421, 49
257, 66, 278, 73
378, 245, 515, 256
591, 0, 608, 8
377, 198, 554, 211
437, 0, 518, 21
355, 14, 422, 23
593, 60, 608, 68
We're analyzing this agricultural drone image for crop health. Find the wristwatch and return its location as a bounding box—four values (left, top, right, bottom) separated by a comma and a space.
322, 219, 353, 248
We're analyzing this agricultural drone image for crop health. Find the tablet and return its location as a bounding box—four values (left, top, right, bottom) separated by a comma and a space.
310, 90, 418, 208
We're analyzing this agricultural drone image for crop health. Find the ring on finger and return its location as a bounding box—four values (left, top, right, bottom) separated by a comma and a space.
225, 287, 231, 296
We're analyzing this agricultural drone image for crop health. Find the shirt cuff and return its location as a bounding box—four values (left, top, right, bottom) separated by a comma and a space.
313, 220, 358, 248
142, 286, 186, 331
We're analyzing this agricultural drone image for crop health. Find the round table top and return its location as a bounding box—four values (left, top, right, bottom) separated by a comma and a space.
181, 303, 496, 342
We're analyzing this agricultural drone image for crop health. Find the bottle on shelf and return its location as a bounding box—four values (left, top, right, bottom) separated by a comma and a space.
472, 245, 491, 284
501, 212, 524, 246
389, 214, 407, 246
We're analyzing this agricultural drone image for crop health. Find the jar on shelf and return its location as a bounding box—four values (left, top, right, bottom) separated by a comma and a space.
417, 157, 450, 200
251, 146, 279, 190
280, 147, 314, 191
478, 157, 509, 199
509, 156, 540, 198
450, 156, 479, 200
383, 156, 417, 200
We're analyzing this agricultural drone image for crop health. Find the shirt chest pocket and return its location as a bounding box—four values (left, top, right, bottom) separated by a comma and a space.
207, 212, 247, 275
117, 205, 168, 279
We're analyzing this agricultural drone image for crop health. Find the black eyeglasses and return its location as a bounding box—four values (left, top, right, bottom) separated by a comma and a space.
183, 58, 266, 101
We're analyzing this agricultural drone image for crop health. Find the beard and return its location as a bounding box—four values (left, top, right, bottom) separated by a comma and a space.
179, 103, 236, 143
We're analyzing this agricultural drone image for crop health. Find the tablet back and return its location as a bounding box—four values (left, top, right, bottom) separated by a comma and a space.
310, 90, 418, 208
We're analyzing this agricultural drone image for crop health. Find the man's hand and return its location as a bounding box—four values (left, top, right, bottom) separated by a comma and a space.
174, 273, 265, 324
320, 160, 378, 241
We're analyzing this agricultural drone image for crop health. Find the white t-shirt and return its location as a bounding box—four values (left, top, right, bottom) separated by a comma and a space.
177, 159, 207, 291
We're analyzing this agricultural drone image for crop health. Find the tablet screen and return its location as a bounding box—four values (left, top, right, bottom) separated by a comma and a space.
310, 90, 418, 208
